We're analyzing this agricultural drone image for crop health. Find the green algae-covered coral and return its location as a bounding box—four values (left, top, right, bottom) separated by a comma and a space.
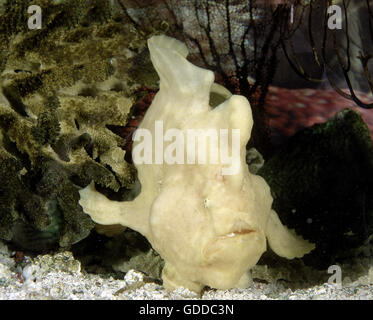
0, 0, 158, 250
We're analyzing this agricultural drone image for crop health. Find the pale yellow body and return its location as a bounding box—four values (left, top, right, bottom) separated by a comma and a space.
79, 35, 314, 292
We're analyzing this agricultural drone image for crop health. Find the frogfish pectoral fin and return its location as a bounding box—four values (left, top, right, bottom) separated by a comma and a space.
266, 210, 315, 259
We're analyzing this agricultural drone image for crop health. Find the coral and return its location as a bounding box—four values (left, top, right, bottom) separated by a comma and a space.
0, 0, 159, 250
79, 35, 314, 292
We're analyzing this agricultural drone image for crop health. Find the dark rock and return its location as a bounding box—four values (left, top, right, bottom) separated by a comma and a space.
258, 108, 373, 268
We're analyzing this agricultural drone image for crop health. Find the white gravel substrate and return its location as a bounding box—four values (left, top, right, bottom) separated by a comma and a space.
0, 240, 372, 300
